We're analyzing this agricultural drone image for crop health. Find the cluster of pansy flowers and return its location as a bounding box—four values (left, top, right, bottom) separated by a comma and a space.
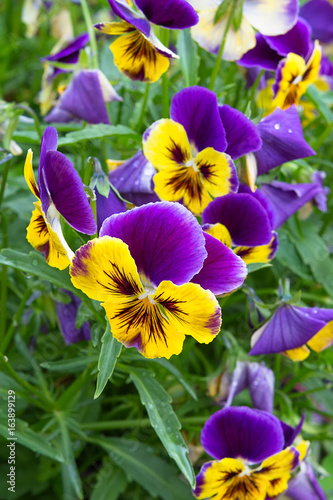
20, 0, 333, 498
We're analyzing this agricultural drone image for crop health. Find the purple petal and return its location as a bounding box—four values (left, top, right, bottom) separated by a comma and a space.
55, 290, 91, 344
300, 0, 333, 44
255, 105, 316, 175
250, 304, 331, 355
202, 194, 272, 246
108, 150, 160, 206
264, 18, 313, 59
100, 201, 207, 287
43, 150, 97, 235
219, 105, 262, 159
223, 362, 248, 407
96, 188, 126, 233
260, 177, 328, 229
201, 407, 284, 463
286, 463, 328, 500
247, 362, 275, 413
43, 32, 89, 62
191, 232, 247, 295
281, 414, 305, 447
107, 0, 151, 37
45, 107, 78, 123
170, 86, 227, 153
134, 0, 198, 29
54, 70, 113, 125
238, 183, 276, 229
237, 33, 282, 71
38, 126, 58, 213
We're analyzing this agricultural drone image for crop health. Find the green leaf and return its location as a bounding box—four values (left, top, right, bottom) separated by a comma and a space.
214, 0, 233, 23
276, 229, 312, 279
91, 461, 127, 500
57, 124, 139, 146
306, 85, 333, 124
94, 437, 193, 500
232, 0, 244, 30
41, 356, 98, 373
57, 414, 83, 499
0, 417, 64, 463
75, 301, 92, 329
94, 320, 122, 399
129, 367, 195, 488
150, 358, 197, 400
176, 30, 199, 87
247, 262, 272, 273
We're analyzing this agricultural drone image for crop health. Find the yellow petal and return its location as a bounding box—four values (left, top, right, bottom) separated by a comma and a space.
110, 31, 170, 83
24, 149, 39, 198
26, 202, 49, 252
203, 223, 232, 248
255, 447, 299, 497
94, 21, 135, 35
296, 440, 310, 462
70, 236, 144, 303
143, 119, 191, 171
234, 232, 278, 264
307, 320, 333, 352
284, 345, 311, 361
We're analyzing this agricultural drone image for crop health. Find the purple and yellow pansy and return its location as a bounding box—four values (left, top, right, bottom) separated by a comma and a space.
70, 201, 247, 359
193, 407, 301, 500
94, 0, 198, 82
143, 86, 239, 214
24, 126, 96, 269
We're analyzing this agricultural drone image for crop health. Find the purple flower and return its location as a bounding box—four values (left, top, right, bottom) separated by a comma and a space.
69, 202, 247, 358
45, 69, 122, 124
42, 32, 89, 80
250, 304, 333, 361
143, 86, 238, 214
24, 126, 96, 269
55, 291, 91, 344
210, 361, 275, 413
108, 150, 160, 206
94, 0, 198, 82
285, 462, 327, 500
300, 0, 333, 44
194, 407, 300, 500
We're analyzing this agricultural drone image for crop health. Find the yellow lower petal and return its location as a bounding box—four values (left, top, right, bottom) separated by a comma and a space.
195, 459, 267, 500
307, 321, 333, 352
255, 446, 299, 497
27, 202, 50, 252
70, 236, 144, 303
234, 232, 278, 264
204, 223, 232, 248
24, 149, 39, 198
284, 345, 311, 361
143, 119, 191, 171
110, 31, 170, 82
296, 440, 310, 462
94, 21, 135, 35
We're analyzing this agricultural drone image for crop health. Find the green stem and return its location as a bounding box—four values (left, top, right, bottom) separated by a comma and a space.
136, 83, 150, 132
15, 104, 42, 140
0, 158, 11, 208
0, 215, 8, 343
82, 415, 209, 431
80, 0, 99, 69
0, 351, 44, 399
1, 287, 32, 353
208, 7, 235, 91
159, 29, 170, 117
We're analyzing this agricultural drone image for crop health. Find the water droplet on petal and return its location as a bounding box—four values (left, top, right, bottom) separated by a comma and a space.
288, 128, 292, 133
274, 123, 280, 130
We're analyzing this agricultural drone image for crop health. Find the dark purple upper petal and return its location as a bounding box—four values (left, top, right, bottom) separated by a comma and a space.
191, 232, 247, 295
38, 126, 58, 213
108, 0, 151, 36
202, 194, 272, 246
255, 105, 316, 175
201, 407, 285, 463
56, 70, 111, 125
96, 188, 126, 233
237, 33, 282, 71
286, 463, 328, 500
100, 201, 207, 287
260, 177, 328, 229
238, 184, 275, 229
43, 32, 89, 62
134, 0, 198, 29
264, 18, 313, 59
108, 150, 159, 206
55, 290, 91, 344
250, 304, 330, 355
281, 414, 305, 447
219, 105, 262, 160
170, 86, 227, 153
300, 0, 333, 44
43, 150, 97, 235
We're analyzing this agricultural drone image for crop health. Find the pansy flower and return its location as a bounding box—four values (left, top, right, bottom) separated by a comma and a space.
300, 0, 333, 44
45, 69, 122, 124
209, 361, 275, 413
55, 290, 91, 344
193, 407, 300, 500
202, 192, 278, 265
250, 304, 333, 361
285, 461, 327, 500
70, 201, 247, 359
143, 86, 238, 214
187, 0, 298, 61
24, 126, 96, 269
94, 0, 198, 82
